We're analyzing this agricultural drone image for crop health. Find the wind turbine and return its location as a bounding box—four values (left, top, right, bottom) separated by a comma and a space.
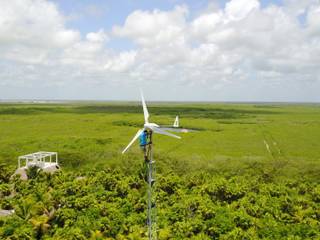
173, 116, 179, 128
122, 92, 181, 154
122, 91, 181, 240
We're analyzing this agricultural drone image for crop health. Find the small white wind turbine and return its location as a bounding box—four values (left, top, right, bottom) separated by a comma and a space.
122, 91, 180, 154
173, 116, 179, 128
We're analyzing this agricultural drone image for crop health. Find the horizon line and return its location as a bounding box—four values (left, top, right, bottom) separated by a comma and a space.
0, 99, 320, 104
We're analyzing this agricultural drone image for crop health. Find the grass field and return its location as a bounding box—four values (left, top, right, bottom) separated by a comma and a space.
1, 102, 320, 175
0, 102, 320, 239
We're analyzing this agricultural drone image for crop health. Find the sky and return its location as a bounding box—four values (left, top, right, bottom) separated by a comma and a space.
0, 0, 319, 102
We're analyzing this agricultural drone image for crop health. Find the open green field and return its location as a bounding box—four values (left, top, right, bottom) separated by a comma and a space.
1, 103, 320, 173
0, 103, 320, 239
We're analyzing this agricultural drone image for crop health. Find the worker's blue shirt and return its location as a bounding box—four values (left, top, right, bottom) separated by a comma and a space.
139, 131, 147, 146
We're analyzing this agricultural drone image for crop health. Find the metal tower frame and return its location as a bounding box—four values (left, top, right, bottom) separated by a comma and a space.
144, 130, 157, 240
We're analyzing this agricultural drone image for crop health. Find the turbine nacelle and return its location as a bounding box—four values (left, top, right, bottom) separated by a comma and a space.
144, 122, 159, 130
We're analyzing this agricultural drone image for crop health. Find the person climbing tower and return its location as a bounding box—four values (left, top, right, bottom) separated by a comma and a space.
139, 130, 148, 151
140, 130, 152, 163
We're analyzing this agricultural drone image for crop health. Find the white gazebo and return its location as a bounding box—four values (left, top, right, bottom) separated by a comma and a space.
15, 152, 60, 179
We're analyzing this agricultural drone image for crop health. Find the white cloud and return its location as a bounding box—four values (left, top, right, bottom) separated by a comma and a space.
283, 0, 318, 16
0, 0, 82, 67
191, 12, 223, 39
0, 0, 80, 48
0, 0, 112, 81
86, 29, 108, 42
225, 0, 260, 21
109, 0, 320, 99
104, 51, 137, 72
112, 5, 188, 47
307, 4, 320, 36
0, 0, 319, 101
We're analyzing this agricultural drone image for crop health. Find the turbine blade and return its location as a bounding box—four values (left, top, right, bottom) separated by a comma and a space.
122, 129, 144, 154
160, 127, 193, 133
150, 126, 181, 139
140, 90, 149, 124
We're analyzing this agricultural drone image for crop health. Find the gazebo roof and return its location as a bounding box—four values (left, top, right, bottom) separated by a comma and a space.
19, 151, 57, 160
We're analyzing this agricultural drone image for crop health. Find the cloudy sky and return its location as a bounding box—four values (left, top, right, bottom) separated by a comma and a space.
0, 0, 319, 102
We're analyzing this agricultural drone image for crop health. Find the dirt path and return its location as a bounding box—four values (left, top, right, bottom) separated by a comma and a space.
258, 123, 287, 161
263, 140, 271, 154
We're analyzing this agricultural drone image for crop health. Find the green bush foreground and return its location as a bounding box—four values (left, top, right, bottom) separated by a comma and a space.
0, 163, 319, 240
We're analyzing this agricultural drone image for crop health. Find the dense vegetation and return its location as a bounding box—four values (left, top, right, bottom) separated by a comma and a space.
0, 103, 319, 239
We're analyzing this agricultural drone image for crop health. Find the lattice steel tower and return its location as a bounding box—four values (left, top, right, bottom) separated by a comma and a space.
144, 130, 157, 240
